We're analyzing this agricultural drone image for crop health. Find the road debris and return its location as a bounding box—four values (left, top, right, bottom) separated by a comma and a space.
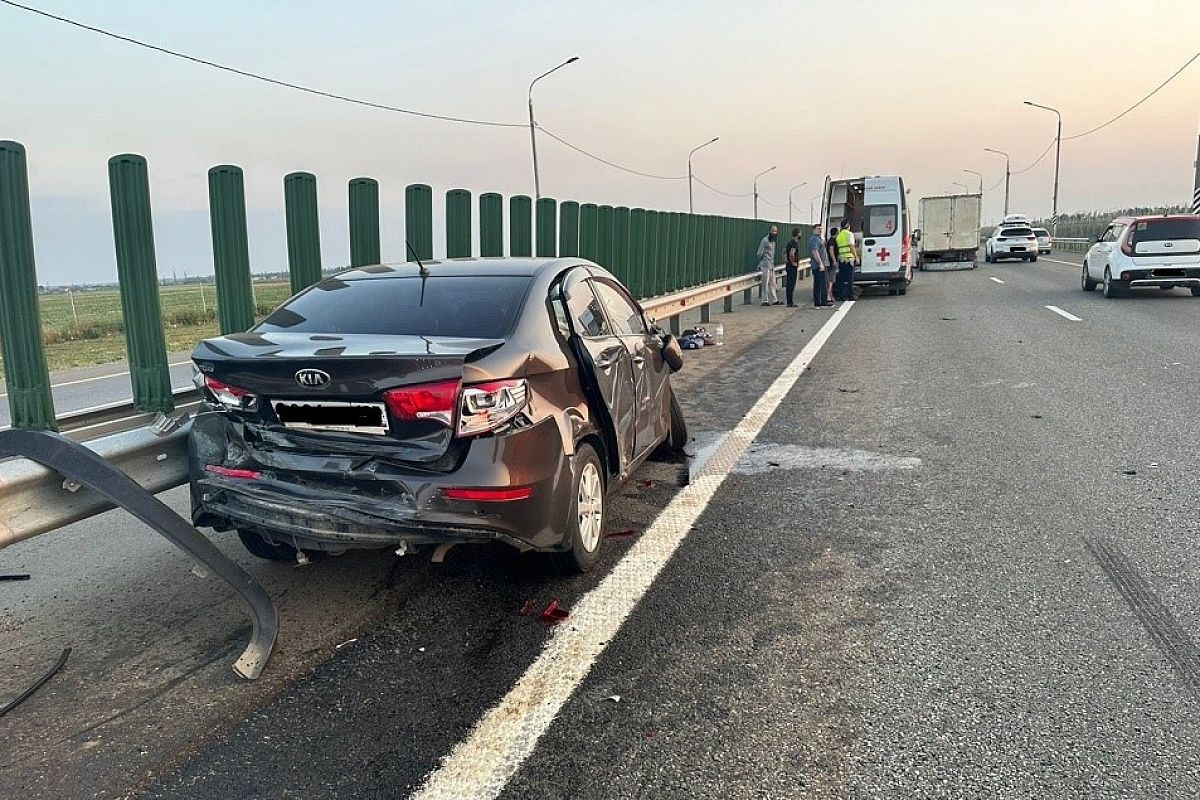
519, 599, 538, 616
605, 694, 622, 703
836, 387, 860, 393
1031, 414, 1043, 419
0, 573, 31, 582
540, 600, 571, 624
335, 638, 358, 650
604, 528, 640, 540
0, 647, 70, 718
1122, 470, 1137, 476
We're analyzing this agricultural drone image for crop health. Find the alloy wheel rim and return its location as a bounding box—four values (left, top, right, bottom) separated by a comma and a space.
577, 462, 603, 552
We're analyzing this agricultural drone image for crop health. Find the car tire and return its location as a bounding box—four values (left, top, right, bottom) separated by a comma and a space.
1030, 255, 1038, 263
1190, 287, 1200, 297
1102, 267, 1125, 299
666, 389, 688, 452
1081, 262, 1098, 291
555, 443, 606, 574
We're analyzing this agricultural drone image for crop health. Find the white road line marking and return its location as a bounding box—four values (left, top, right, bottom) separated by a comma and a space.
989, 277, 1006, 284
1043, 258, 1081, 267
1046, 305, 1082, 322
0, 360, 193, 400
409, 302, 857, 800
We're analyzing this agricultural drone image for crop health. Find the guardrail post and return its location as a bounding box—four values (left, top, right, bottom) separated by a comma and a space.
405, 184, 434, 262
207, 165, 255, 334
0, 141, 56, 430
284, 172, 322, 294
479, 192, 503, 257
349, 177, 380, 267
629, 208, 646, 298
510, 195, 532, 257
446, 189, 471, 258
596, 205, 614, 268
559, 201, 579, 257
612, 206, 630, 284
536, 197, 557, 257
108, 154, 173, 413
579, 203, 598, 262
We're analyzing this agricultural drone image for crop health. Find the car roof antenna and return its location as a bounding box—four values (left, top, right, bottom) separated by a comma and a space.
405, 240, 431, 277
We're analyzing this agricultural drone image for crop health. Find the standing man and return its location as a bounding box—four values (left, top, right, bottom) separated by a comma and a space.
757, 225, 782, 306
809, 223, 832, 308
784, 227, 802, 307
825, 225, 840, 305
834, 218, 859, 301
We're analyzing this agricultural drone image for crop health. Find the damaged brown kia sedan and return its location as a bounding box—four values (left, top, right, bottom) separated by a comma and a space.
188, 258, 687, 572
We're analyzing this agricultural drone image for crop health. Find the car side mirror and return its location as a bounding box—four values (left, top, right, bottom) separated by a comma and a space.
660, 334, 684, 373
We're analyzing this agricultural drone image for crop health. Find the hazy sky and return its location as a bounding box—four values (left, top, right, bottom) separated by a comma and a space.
4, 0, 1200, 284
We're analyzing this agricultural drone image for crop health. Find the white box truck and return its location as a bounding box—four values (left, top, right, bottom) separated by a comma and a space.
916, 194, 981, 270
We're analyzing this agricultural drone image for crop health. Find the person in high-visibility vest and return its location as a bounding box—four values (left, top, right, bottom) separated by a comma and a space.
834, 218, 859, 301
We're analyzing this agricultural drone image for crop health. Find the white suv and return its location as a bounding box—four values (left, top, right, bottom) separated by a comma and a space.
1032, 227, 1051, 254
985, 223, 1039, 262
1082, 215, 1200, 298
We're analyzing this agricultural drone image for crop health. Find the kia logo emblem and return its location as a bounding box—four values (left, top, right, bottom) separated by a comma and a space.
295, 369, 331, 388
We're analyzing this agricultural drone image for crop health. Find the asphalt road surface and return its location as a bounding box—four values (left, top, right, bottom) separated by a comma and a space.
0, 354, 196, 429
4, 257, 1200, 798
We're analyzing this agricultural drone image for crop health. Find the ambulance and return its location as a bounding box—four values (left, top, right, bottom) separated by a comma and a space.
821, 175, 913, 296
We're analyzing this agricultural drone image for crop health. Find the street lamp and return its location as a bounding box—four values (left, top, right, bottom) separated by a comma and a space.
528, 56, 579, 200
984, 147, 1011, 215
1024, 100, 1063, 235
963, 169, 984, 194
953, 181, 969, 193
788, 182, 807, 224
809, 193, 821, 225
753, 165, 776, 219
687, 136, 719, 213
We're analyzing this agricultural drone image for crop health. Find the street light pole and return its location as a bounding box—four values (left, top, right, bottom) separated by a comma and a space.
528, 56, 579, 200
1024, 100, 1063, 235
964, 169, 984, 194
1192, 114, 1200, 214
984, 147, 1011, 216
687, 136, 719, 213
753, 165, 776, 219
953, 181, 969, 193
788, 182, 807, 225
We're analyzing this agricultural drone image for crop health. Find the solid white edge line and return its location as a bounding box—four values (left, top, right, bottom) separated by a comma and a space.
0, 360, 193, 400
1045, 305, 1082, 322
989, 277, 1005, 284
408, 301, 857, 800
1042, 257, 1081, 267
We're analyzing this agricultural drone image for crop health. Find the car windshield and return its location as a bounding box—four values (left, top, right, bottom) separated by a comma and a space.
1129, 218, 1200, 243
1033, 229, 1049, 236
255, 274, 531, 338
1001, 227, 1033, 237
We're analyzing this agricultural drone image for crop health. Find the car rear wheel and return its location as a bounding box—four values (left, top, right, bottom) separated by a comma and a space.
1029, 255, 1038, 263
1081, 262, 1097, 291
1102, 267, 1125, 299
1190, 287, 1200, 297
555, 443, 605, 574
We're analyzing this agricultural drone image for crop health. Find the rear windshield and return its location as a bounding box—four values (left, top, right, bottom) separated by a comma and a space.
866, 205, 898, 237
1001, 227, 1033, 237
255, 275, 531, 338
1033, 228, 1049, 236
1129, 218, 1200, 243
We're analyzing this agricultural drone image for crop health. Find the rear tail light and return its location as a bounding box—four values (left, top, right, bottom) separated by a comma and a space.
204, 464, 263, 480
383, 379, 460, 427
381, 378, 529, 436
204, 376, 256, 410
459, 379, 529, 436
442, 486, 533, 502
1121, 239, 1134, 256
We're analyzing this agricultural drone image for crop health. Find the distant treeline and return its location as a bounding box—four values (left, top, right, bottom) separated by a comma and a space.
1037, 205, 1190, 240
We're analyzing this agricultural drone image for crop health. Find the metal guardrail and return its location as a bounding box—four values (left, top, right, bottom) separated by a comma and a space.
0, 263, 799, 551
1052, 237, 1091, 254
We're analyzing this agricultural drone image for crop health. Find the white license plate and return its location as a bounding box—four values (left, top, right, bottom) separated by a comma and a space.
272, 400, 389, 436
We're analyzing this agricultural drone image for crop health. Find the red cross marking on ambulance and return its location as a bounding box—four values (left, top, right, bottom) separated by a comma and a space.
877, 248, 891, 261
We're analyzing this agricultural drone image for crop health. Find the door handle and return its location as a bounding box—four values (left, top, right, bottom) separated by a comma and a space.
595, 353, 620, 369
631, 355, 645, 366
864, 238, 877, 246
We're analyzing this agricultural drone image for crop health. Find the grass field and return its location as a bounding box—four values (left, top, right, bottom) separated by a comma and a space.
14, 281, 295, 373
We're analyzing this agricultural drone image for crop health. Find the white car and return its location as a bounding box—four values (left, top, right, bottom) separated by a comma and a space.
1032, 227, 1051, 254
984, 223, 1039, 262
1081, 215, 1200, 298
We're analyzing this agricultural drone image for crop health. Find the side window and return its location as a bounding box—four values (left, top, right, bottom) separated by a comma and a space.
547, 280, 571, 338
1110, 224, 1126, 243
1100, 226, 1116, 243
592, 280, 647, 336
565, 279, 609, 337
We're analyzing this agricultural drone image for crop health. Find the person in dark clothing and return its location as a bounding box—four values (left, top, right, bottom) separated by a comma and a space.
825, 226, 840, 303
783, 227, 802, 307
809, 223, 832, 307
